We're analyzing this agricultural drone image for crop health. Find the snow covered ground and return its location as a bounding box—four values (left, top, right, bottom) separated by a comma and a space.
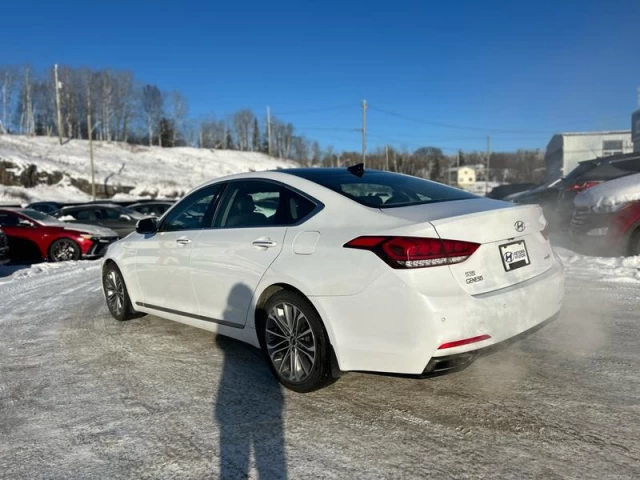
0, 135, 298, 203
0, 247, 639, 479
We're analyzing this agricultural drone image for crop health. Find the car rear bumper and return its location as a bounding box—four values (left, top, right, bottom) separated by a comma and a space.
421, 311, 559, 377
311, 255, 564, 375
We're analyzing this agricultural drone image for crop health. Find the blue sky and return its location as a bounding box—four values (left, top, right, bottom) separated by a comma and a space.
4, 0, 640, 153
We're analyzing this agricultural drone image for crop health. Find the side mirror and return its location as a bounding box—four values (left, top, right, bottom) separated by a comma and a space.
18, 219, 35, 228
120, 214, 132, 221
136, 217, 158, 235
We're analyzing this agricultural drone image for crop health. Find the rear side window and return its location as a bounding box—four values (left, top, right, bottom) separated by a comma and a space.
0, 213, 20, 226
287, 170, 475, 208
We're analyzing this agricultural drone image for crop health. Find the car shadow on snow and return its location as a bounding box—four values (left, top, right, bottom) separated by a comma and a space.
214, 283, 288, 479
0, 261, 39, 278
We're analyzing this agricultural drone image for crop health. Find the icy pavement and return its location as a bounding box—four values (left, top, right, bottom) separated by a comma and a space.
0, 255, 639, 479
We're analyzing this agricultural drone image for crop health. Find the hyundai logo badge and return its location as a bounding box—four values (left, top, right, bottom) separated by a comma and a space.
514, 221, 526, 232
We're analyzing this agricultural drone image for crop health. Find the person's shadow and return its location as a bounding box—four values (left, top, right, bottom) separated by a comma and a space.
215, 283, 287, 479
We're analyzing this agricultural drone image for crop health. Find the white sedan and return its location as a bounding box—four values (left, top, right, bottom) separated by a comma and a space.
102, 166, 564, 392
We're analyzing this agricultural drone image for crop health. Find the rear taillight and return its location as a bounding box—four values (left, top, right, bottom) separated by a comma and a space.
565, 181, 601, 193
344, 236, 480, 268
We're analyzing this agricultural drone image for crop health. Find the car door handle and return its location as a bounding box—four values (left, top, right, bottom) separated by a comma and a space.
252, 239, 278, 248
176, 238, 192, 245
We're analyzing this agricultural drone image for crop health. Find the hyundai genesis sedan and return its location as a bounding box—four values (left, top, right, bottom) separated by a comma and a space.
102, 166, 564, 392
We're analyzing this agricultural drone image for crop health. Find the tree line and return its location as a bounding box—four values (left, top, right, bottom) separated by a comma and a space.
0, 64, 322, 163
0, 64, 544, 182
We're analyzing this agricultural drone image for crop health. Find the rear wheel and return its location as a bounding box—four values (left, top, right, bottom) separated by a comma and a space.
260, 291, 334, 393
102, 263, 142, 321
48, 238, 81, 262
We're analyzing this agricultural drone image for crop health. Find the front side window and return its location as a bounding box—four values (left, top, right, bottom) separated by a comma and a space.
213, 181, 317, 228
161, 184, 221, 232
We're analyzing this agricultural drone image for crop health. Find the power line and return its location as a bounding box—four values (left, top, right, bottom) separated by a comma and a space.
274, 104, 357, 116
296, 126, 361, 132
368, 105, 555, 135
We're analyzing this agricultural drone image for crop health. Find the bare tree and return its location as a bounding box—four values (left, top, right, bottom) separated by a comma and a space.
168, 91, 189, 146
0, 66, 18, 133
311, 141, 321, 165
18, 66, 35, 135
141, 84, 163, 146
233, 109, 254, 151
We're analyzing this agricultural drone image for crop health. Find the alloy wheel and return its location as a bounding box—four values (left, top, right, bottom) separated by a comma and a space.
265, 302, 317, 384
52, 240, 78, 261
105, 270, 125, 317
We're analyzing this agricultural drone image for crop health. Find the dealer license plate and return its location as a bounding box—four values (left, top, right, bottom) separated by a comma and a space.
499, 240, 530, 272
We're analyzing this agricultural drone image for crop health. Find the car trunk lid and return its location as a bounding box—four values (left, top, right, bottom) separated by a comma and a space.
381, 199, 554, 295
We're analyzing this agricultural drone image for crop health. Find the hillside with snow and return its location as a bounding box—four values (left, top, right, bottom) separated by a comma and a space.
0, 135, 298, 204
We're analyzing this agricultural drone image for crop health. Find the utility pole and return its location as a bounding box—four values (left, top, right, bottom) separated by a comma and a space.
485, 136, 491, 195
54, 64, 63, 144
362, 99, 367, 167
87, 82, 96, 201
385, 144, 389, 171
266, 106, 272, 156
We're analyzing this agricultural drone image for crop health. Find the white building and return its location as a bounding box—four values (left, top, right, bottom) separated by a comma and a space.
544, 131, 633, 181
447, 166, 476, 187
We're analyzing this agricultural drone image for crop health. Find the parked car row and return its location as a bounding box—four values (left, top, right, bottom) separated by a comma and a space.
491, 152, 640, 256
0, 198, 176, 264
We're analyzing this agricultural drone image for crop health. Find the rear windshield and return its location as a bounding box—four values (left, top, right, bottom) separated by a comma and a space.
286, 170, 476, 208
563, 162, 597, 182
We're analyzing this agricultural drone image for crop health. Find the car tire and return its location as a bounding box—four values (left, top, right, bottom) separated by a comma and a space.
102, 263, 143, 321
259, 290, 334, 393
628, 229, 640, 256
48, 238, 81, 262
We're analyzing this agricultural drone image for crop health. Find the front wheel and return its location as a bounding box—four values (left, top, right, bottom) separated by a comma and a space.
48, 238, 81, 262
260, 291, 334, 393
102, 263, 142, 321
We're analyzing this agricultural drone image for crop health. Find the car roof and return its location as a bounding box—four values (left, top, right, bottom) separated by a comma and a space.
61, 203, 118, 210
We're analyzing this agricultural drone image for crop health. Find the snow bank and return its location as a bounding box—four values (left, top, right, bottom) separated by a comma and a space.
0, 178, 91, 204
555, 247, 640, 283
0, 135, 298, 202
574, 172, 640, 210
0, 260, 98, 284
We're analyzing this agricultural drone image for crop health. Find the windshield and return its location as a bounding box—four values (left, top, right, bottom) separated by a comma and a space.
286, 169, 476, 208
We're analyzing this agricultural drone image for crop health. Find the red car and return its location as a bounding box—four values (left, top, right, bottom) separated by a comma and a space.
571, 202, 640, 256
0, 208, 119, 262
